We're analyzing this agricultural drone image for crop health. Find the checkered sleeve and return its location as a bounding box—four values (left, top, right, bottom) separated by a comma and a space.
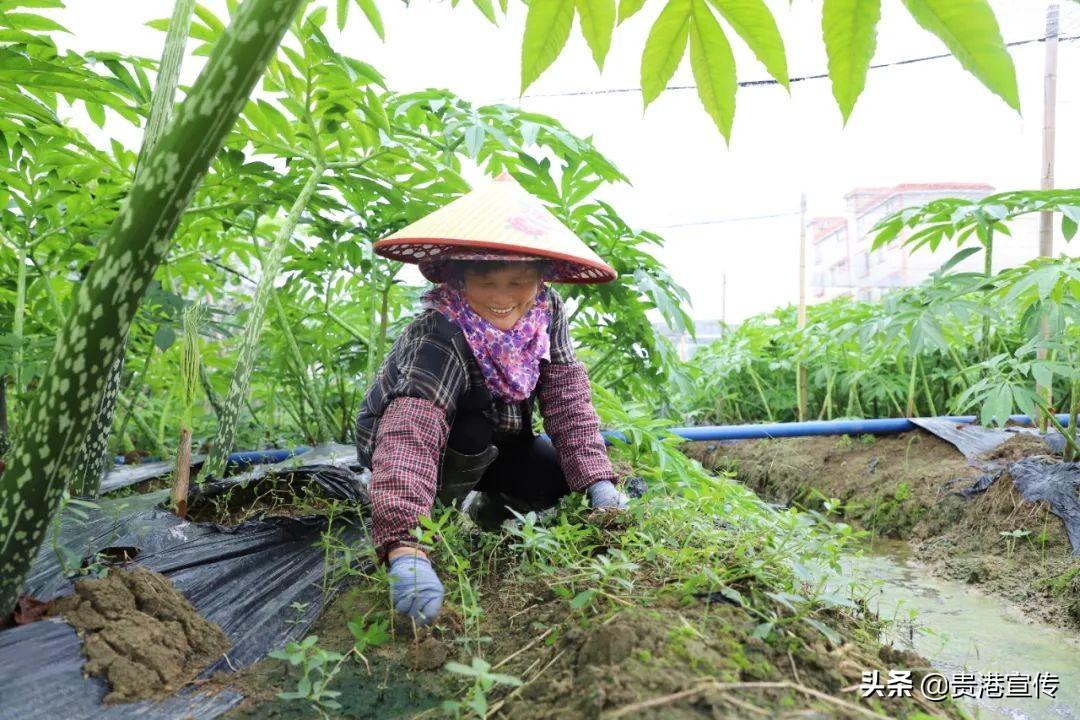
537, 292, 616, 492
369, 395, 449, 561
546, 286, 577, 364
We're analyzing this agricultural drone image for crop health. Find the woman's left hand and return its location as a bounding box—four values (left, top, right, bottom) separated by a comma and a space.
586, 479, 629, 510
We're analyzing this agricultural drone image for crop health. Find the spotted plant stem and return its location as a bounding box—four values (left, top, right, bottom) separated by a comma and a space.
68, 0, 197, 497
203, 165, 326, 478
0, 0, 306, 617
272, 289, 331, 443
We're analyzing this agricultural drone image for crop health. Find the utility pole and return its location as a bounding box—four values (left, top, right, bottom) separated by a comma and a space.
1037, 3, 1059, 430
797, 193, 808, 422
720, 272, 727, 325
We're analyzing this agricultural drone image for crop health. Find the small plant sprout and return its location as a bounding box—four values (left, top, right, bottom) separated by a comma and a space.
1000, 528, 1031, 559
268, 635, 345, 718
442, 657, 522, 719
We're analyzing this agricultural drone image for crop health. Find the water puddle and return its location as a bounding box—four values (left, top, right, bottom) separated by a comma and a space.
837, 540, 1079, 720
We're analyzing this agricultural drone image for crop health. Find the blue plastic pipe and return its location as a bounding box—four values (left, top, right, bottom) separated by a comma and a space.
116, 414, 1072, 465
600, 413, 1072, 445
224, 446, 311, 469
113, 446, 311, 467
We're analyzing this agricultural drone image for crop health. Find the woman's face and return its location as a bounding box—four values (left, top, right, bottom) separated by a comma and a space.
461, 264, 542, 330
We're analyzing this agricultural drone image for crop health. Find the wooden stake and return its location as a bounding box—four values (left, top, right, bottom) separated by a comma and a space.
1037, 3, 1060, 430
173, 427, 192, 520
797, 193, 808, 422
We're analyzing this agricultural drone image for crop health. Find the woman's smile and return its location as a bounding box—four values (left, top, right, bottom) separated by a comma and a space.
461, 264, 542, 330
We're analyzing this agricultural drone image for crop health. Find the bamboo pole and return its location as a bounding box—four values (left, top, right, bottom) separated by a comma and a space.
797, 193, 808, 422
1037, 3, 1059, 431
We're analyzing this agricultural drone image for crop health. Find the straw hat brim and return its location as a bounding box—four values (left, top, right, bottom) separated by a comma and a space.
373, 174, 617, 284
377, 239, 616, 284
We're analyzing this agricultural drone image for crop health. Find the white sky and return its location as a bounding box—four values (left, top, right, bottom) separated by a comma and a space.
53, 0, 1080, 322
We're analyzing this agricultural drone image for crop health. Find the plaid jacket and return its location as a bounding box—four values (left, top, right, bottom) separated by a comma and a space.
355, 287, 616, 557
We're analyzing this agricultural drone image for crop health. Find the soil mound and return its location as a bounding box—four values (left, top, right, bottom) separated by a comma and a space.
52, 566, 231, 703
684, 432, 976, 539
980, 433, 1053, 463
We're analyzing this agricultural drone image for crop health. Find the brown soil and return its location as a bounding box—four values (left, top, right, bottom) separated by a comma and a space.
218, 570, 962, 720
979, 433, 1054, 463
50, 567, 231, 703
684, 431, 1080, 630
683, 432, 976, 539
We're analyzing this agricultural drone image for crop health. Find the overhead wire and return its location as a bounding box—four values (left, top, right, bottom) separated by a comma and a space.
507, 33, 1080, 101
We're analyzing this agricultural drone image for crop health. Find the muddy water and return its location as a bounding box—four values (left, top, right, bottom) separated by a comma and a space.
835, 540, 1080, 720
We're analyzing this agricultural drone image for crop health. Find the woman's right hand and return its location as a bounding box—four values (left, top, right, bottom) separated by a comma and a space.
387, 549, 444, 626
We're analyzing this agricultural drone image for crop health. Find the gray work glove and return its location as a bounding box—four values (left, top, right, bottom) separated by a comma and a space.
586, 479, 629, 510
388, 554, 444, 626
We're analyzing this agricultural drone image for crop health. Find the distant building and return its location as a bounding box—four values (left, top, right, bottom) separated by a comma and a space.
811, 183, 996, 302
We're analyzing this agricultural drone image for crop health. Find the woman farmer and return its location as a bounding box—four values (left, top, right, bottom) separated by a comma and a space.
355, 175, 629, 626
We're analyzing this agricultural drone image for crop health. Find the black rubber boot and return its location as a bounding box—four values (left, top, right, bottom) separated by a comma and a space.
436, 444, 499, 508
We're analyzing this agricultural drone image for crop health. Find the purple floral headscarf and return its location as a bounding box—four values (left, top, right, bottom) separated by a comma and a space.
422, 281, 550, 404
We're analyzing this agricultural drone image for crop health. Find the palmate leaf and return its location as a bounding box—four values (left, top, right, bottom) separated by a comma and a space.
641, 0, 691, 106
521, 0, 575, 93
707, 0, 788, 88
575, 0, 616, 70
822, 0, 880, 123
901, 0, 1018, 111
688, 0, 735, 140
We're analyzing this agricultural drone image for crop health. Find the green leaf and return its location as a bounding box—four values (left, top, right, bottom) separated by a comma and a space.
154, 324, 176, 351
803, 617, 842, 647
618, 0, 646, 24
901, 0, 1019, 111
1061, 207, 1079, 241
641, 0, 692, 107
575, 0, 616, 70
822, 0, 880, 123
521, 0, 575, 93
938, 245, 981, 273
706, 0, 787, 88
688, 0, 735, 140
84, 101, 105, 128
472, 0, 498, 24
362, 88, 390, 131
2, 12, 68, 32
570, 589, 595, 609
194, 3, 224, 32
336, 0, 348, 31
353, 0, 385, 40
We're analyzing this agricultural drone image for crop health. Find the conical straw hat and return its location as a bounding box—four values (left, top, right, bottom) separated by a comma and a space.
374, 174, 616, 284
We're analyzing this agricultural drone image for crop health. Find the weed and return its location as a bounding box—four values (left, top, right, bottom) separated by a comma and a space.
1048, 567, 1080, 596
441, 657, 521, 719
285, 601, 309, 628
268, 635, 345, 717
893, 482, 912, 502
999, 528, 1030, 558
269, 618, 389, 718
